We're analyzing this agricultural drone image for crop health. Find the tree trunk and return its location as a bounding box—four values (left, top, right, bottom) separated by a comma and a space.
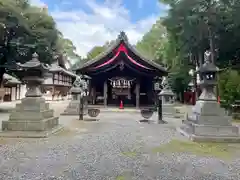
209, 27, 215, 64
198, 50, 203, 66
0, 57, 7, 88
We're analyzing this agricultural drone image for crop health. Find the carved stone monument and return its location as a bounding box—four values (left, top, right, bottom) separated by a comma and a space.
61, 76, 88, 116
1, 53, 63, 138
158, 76, 175, 116
178, 51, 240, 142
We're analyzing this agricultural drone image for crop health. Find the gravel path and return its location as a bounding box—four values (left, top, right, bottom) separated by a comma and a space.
0, 111, 240, 180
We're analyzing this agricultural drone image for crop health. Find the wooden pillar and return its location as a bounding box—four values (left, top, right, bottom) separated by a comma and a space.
92, 87, 96, 105
136, 81, 140, 108
52, 86, 55, 101
104, 81, 108, 107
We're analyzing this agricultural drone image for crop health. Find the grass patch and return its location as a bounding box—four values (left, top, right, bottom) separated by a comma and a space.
0, 138, 24, 145
232, 118, 240, 123
116, 175, 125, 180
151, 139, 240, 160
0, 138, 7, 144
121, 150, 137, 158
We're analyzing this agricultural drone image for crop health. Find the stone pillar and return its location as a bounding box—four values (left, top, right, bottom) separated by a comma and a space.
92, 86, 96, 105
136, 81, 140, 108
104, 81, 108, 107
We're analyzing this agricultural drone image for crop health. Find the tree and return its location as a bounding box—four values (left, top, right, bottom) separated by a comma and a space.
56, 31, 81, 62
0, 0, 31, 87
86, 46, 105, 60
136, 19, 167, 62
218, 69, 240, 108
168, 63, 191, 102
160, 0, 240, 68
0, 0, 60, 86
150, 0, 240, 104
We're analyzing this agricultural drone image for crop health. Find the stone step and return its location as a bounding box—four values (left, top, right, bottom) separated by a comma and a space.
2, 117, 59, 131
9, 109, 54, 121
15, 102, 50, 111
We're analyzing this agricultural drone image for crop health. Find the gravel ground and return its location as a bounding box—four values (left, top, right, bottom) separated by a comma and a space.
0, 106, 240, 179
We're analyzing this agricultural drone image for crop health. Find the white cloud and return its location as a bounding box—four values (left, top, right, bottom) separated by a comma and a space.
30, 0, 46, 7
31, 0, 158, 58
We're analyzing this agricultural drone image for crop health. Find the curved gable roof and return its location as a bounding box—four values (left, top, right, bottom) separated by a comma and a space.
77, 31, 167, 73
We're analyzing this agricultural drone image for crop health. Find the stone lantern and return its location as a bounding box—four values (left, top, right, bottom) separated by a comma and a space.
61, 76, 88, 118
178, 51, 240, 142
1, 53, 62, 137
158, 76, 175, 116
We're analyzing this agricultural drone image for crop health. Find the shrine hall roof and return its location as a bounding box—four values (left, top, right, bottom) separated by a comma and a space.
3, 73, 21, 84
76, 31, 167, 74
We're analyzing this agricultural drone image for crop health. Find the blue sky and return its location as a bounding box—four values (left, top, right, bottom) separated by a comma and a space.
30, 0, 168, 58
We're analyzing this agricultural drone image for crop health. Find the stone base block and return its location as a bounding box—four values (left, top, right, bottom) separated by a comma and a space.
1, 96, 61, 138
0, 125, 64, 138
177, 123, 240, 142
61, 101, 87, 116
9, 109, 54, 121
162, 105, 184, 118
157, 119, 167, 124
2, 117, 59, 131
162, 104, 175, 113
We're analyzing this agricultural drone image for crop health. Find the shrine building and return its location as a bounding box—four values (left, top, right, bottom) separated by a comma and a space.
42, 55, 78, 101
76, 32, 167, 108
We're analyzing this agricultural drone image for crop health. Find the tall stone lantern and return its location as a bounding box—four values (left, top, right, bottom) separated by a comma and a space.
158, 76, 175, 116
178, 50, 240, 142
1, 53, 63, 138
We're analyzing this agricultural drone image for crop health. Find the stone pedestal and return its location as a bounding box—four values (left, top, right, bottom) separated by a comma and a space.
1, 97, 62, 138
162, 103, 175, 116
178, 100, 240, 142
61, 98, 87, 116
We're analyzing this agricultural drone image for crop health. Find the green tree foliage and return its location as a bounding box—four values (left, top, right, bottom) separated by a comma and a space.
0, 0, 76, 86
168, 63, 191, 102
86, 46, 105, 60
137, 0, 240, 102
56, 32, 81, 61
218, 69, 240, 107
136, 19, 167, 62
160, 0, 240, 67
